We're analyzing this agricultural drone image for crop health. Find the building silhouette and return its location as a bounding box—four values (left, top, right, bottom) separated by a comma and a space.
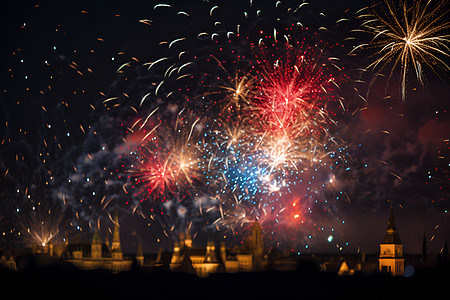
378, 206, 404, 276
168, 221, 268, 277
63, 210, 132, 272
136, 241, 144, 267
18, 204, 450, 277
0, 255, 17, 271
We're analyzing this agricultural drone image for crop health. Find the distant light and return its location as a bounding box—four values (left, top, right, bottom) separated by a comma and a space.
328, 235, 333, 242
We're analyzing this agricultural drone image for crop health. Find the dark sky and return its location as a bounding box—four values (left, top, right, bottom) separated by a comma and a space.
0, 0, 448, 255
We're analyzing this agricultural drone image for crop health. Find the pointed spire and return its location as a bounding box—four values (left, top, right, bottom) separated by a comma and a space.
251, 220, 262, 248
110, 209, 123, 260
382, 206, 402, 244
105, 231, 110, 249
91, 230, 103, 259
185, 227, 192, 248
422, 233, 427, 261
387, 206, 396, 230
111, 209, 121, 252
136, 241, 144, 266
136, 241, 143, 257
156, 246, 163, 264
92, 230, 102, 244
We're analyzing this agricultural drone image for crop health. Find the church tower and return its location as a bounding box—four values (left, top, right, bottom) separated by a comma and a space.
136, 241, 144, 266
378, 206, 404, 276
184, 228, 192, 248
104, 231, 111, 250
91, 230, 103, 259
204, 237, 218, 263
251, 221, 264, 270
111, 210, 123, 260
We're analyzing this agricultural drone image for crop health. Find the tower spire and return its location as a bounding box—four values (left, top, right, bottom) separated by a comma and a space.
382, 206, 401, 244
136, 241, 144, 266
112, 209, 121, 252
91, 230, 102, 259
111, 209, 123, 260
422, 233, 427, 261
378, 205, 404, 276
251, 220, 264, 270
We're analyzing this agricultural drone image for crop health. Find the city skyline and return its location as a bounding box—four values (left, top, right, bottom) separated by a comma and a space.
0, 0, 449, 256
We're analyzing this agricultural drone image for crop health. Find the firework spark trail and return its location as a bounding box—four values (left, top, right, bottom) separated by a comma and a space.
114, 0, 362, 249
2, 0, 447, 254
143, 37, 344, 236
246, 39, 343, 185
353, 0, 450, 101
125, 111, 227, 236
131, 112, 205, 196
0, 0, 371, 251
11, 178, 72, 247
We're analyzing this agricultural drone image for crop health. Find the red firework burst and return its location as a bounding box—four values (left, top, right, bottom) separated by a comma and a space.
252, 40, 339, 136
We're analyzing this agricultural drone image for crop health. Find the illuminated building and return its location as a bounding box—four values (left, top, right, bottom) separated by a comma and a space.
63, 211, 133, 273
168, 221, 268, 277
378, 206, 405, 276
0, 255, 17, 271
136, 241, 144, 267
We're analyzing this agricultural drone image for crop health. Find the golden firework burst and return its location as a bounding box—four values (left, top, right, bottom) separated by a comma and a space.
353, 0, 450, 101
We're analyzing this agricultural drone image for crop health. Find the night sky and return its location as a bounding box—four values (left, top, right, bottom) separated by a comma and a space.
0, 0, 449, 255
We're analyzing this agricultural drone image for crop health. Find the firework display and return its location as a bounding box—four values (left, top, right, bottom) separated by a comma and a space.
0, 0, 448, 254
352, 0, 450, 101
118, 1, 361, 249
